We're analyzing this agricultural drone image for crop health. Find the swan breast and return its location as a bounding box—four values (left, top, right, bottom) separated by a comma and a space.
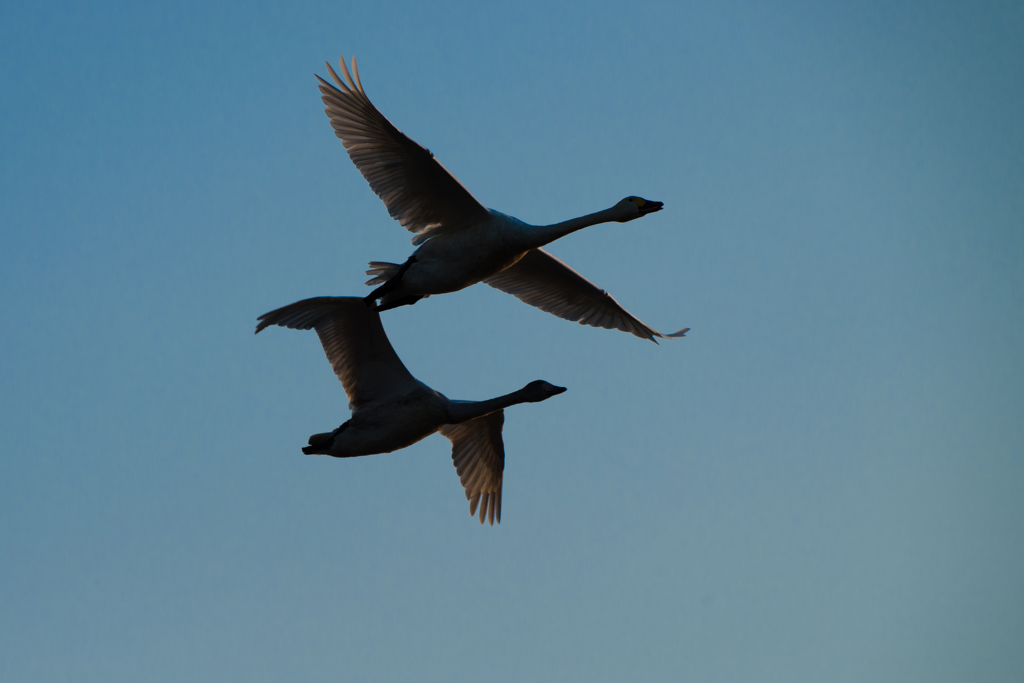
404, 212, 536, 294
333, 387, 450, 456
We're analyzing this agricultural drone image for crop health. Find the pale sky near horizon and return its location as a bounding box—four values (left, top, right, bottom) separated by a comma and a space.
2, 1, 1022, 681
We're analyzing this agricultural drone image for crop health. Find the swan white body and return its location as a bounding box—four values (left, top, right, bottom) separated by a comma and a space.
387, 211, 534, 296
256, 296, 566, 524
318, 56, 689, 342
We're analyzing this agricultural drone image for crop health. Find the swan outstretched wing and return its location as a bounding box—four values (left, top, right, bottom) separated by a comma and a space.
439, 411, 504, 525
483, 249, 689, 343
256, 297, 421, 408
317, 57, 491, 244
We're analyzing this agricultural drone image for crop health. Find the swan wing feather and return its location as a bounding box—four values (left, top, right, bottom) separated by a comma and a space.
483, 249, 689, 343
317, 57, 491, 243
439, 411, 505, 525
256, 297, 421, 408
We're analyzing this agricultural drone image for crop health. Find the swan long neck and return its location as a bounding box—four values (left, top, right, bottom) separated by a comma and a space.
523, 206, 621, 250
446, 387, 535, 424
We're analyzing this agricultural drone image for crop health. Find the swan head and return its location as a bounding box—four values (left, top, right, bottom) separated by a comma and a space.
614, 196, 663, 222
521, 380, 568, 403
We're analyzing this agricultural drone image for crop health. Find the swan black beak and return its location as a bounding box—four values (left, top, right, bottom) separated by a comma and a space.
551, 385, 567, 395
638, 199, 663, 215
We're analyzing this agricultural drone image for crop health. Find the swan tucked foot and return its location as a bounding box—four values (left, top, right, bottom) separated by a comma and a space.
365, 256, 417, 305
375, 294, 424, 312
302, 422, 349, 456
302, 437, 331, 455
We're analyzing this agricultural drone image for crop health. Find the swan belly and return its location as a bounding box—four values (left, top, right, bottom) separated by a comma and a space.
326, 393, 449, 457
401, 215, 532, 295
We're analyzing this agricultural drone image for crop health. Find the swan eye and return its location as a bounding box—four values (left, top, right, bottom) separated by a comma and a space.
629, 197, 645, 208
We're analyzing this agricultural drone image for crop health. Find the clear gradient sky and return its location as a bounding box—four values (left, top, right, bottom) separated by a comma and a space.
2, 1, 1022, 681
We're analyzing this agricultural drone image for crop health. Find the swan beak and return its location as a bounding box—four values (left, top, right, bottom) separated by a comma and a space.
638, 200, 663, 215
551, 385, 567, 395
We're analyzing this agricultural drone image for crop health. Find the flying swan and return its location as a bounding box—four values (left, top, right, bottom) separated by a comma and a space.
256, 296, 566, 524
317, 56, 689, 343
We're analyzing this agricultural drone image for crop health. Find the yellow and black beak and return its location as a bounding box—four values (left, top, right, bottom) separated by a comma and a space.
630, 196, 664, 215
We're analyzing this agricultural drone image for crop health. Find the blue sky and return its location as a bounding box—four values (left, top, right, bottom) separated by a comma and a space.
2, 0, 1022, 680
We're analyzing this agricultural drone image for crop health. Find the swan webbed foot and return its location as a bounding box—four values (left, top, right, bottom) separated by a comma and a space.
366, 255, 418, 303
375, 294, 424, 312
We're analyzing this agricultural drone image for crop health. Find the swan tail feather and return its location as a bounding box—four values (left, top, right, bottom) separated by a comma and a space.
365, 261, 402, 286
